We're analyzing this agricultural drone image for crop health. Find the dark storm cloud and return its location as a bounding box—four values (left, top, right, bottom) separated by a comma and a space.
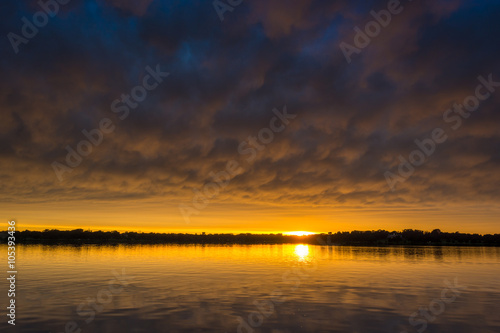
1, 0, 499, 210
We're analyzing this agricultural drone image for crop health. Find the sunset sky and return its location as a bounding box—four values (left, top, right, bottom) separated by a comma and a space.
1, 0, 500, 234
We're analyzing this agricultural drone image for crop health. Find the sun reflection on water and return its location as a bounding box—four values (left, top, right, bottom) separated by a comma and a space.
294, 244, 310, 260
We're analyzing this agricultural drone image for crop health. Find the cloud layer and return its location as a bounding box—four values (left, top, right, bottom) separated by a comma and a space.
1, 0, 499, 232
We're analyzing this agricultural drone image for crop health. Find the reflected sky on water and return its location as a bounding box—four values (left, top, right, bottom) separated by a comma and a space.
1, 244, 499, 332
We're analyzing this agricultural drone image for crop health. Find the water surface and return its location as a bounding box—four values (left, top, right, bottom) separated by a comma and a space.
1, 244, 499, 332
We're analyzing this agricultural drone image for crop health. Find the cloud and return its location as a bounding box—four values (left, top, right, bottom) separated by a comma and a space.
1, 0, 499, 231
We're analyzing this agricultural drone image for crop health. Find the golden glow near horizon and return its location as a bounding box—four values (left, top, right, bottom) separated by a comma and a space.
3, 201, 500, 235
285, 231, 317, 236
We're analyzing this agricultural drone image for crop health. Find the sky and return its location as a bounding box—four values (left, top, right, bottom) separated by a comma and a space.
1, 0, 500, 234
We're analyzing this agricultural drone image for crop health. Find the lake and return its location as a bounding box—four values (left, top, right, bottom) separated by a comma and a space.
1, 244, 499, 332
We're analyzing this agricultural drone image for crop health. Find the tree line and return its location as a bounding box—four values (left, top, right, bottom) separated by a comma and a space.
1, 228, 499, 245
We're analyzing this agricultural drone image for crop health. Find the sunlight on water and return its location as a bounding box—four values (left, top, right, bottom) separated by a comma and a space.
294, 244, 310, 261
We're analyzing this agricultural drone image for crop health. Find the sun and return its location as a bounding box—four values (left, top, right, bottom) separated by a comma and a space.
285, 231, 316, 236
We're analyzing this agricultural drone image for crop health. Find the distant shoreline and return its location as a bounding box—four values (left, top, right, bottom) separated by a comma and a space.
2, 229, 499, 246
